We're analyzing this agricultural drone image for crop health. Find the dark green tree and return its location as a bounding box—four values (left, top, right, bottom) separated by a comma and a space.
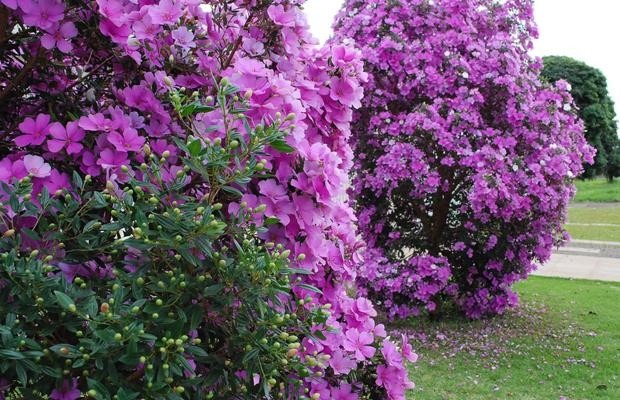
542, 56, 620, 181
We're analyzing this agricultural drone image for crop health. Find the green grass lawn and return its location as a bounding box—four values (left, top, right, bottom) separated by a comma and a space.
566, 206, 620, 242
566, 224, 620, 242
406, 277, 620, 399
573, 178, 620, 202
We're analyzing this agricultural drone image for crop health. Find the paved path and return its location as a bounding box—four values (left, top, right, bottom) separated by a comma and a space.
534, 253, 620, 282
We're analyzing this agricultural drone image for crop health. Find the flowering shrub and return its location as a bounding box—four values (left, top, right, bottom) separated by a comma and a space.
1, 0, 414, 398
334, 0, 594, 319
0, 89, 333, 397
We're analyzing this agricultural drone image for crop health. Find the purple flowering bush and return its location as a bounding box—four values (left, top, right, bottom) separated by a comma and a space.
334, 0, 594, 319
1, 0, 415, 398
1, 86, 335, 398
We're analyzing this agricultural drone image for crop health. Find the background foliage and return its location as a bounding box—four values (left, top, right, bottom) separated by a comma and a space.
542, 56, 620, 181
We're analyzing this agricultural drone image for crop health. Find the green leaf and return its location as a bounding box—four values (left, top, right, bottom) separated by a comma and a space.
184, 345, 208, 358
15, 363, 27, 385
203, 284, 224, 297
87, 378, 111, 400
40, 365, 62, 378
187, 139, 202, 156
295, 283, 322, 294
312, 329, 326, 341
221, 185, 244, 197
92, 192, 108, 208
0, 349, 25, 359
263, 216, 280, 226
188, 306, 204, 331
72, 170, 84, 189
116, 388, 140, 400
270, 139, 295, 153
180, 102, 214, 117
83, 220, 100, 233
53, 291, 75, 310
242, 347, 260, 364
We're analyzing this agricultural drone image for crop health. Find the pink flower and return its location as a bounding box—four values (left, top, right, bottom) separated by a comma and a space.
376, 365, 414, 398
149, 0, 183, 26
97, 148, 128, 169
0, 158, 27, 183
23, 155, 51, 178
401, 334, 418, 363
329, 350, 357, 375
351, 297, 378, 319
132, 15, 161, 40
47, 121, 85, 154
38, 169, 70, 194
1, 0, 17, 9
98, 18, 131, 44
79, 113, 113, 132
16, 114, 51, 147
96, 0, 125, 25
331, 383, 358, 400
172, 26, 195, 50
332, 45, 359, 67
381, 338, 403, 366
41, 21, 77, 53
343, 328, 375, 361
107, 128, 145, 152
266, 4, 296, 27
0, 158, 13, 182
258, 179, 288, 202
20, 0, 65, 30
330, 77, 362, 108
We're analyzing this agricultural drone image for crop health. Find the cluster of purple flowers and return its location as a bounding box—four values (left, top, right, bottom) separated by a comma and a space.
334, 0, 593, 319
0, 0, 414, 398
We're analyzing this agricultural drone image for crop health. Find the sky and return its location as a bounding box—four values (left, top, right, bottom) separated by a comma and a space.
303, 0, 620, 118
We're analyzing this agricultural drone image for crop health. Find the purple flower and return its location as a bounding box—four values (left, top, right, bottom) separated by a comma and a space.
172, 26, 195, 50
107, 128, 145, 152
41, 21, 78, 53
266, 4, 296, 27
16, 114, 51, 147
97, 148, 128, 169
49, 378, 80, 400
329, 350, 357, 375
149, 0, 183, 26
23, 155, 51, 178
20, 0, 65, 30
47, 121, 85, 154
343, 328, 375, 361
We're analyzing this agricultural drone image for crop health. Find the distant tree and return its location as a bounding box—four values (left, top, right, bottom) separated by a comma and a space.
542, 56, 620, 181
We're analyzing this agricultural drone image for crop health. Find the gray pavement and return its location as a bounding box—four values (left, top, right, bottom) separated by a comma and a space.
534, 253, 620, 282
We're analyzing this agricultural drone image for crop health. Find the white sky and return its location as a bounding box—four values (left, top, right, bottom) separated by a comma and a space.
303, 0, 620, 118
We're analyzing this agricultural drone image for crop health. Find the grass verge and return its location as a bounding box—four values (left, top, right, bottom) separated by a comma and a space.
566, 206, 620, 242
574, 178, 620, 202
405, 276, 620, 399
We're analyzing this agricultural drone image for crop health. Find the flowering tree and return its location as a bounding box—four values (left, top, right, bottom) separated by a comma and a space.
334, 0, 594, 319
0, 0, 414, 398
